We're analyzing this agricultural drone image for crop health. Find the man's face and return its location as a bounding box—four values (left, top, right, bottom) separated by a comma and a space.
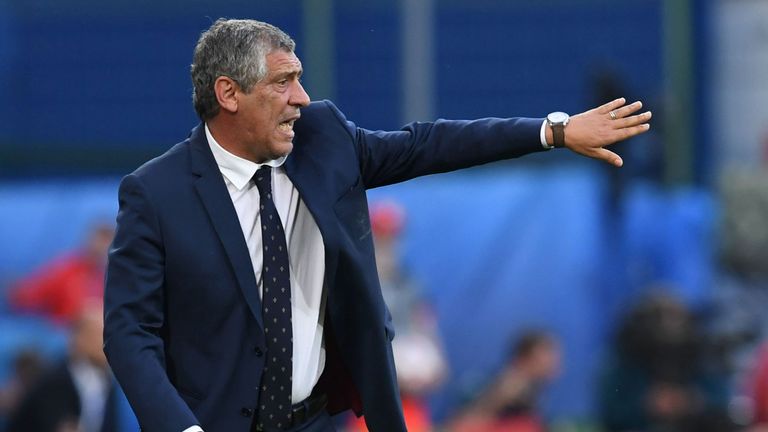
236, 50, 310, 162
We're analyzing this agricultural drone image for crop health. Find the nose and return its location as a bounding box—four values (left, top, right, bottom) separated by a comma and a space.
290, 80, 310, 108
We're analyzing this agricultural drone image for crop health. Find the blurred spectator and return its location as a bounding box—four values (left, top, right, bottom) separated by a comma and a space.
447, 330, 561, 432
347, 201, 447, 432
719, 169, 768, 278
598, 292, 738, 432
8, 223, 114, 324
0, 348, 46, 424
6, 303, 119, 432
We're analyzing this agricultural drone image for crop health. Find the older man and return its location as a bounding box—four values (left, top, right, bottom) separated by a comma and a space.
103, 18, 650, 432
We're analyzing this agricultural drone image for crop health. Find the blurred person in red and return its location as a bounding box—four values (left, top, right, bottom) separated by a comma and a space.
6, 302, 119, 432
346, 201, 447, 432
8, 223, 114, 324
448, 330, 561, 432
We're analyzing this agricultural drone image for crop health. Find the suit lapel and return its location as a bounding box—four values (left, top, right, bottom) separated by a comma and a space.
284, 150, 339, 295
188, 125, 264, 330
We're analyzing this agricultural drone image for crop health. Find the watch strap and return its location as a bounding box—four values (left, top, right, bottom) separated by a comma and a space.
552, 124, 565, 148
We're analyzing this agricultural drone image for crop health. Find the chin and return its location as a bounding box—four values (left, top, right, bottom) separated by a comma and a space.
270, 142, 293, 159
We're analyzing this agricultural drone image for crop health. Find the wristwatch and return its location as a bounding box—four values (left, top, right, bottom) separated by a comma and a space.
546, 111, 570, 148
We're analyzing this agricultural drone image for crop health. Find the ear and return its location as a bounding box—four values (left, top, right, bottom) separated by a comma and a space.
213, 76, 239, 114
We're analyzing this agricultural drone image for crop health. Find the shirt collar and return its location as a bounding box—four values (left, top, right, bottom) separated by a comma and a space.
205, 123, 287, 191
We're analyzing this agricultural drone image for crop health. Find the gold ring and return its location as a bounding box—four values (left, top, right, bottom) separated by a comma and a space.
609, 111, 617, 120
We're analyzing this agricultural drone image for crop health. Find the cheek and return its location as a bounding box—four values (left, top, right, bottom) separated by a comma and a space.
268, 92, 290, 115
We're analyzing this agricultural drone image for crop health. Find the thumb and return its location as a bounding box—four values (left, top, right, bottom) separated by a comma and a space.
592, 148, 623, 167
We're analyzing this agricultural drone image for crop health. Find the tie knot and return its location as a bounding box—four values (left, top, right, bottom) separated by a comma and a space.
253, 166, 273, 197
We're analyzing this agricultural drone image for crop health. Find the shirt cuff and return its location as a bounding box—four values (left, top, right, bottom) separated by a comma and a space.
540, 120, 552, 149
182, 426, 203, 432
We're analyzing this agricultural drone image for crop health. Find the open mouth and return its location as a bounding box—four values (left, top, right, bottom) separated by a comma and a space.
278, 120, 294, 133
278, 116, 298, 135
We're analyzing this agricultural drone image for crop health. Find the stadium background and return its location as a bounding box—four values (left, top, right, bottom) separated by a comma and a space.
1, 0, 767, 430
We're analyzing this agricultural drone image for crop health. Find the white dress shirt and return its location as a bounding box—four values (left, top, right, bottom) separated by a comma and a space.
182, 125, 327, 432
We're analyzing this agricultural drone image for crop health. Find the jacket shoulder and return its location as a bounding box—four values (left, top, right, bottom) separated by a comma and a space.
296, 100, 354, 136
129, 139, 191, 183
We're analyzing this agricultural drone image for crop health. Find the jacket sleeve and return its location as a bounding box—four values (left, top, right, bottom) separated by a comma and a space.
103, 173, 200, 432
322, 100, 547, 189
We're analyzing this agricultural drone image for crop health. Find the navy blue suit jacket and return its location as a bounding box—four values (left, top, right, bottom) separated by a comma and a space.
104, 100, 544, 432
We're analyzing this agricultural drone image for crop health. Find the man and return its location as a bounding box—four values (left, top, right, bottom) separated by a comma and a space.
449, 331, 561, 432
103, 18, 650, 432
8, 304, 119, 432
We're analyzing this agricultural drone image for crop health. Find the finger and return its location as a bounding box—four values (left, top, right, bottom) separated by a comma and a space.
591, 147, 624, 167
616, 123, 651, 141
613, 111, 652, 129
597, 97, 627, 114
610, 101, 643, 119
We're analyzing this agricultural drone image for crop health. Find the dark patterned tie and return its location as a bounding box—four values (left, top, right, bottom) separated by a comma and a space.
253, 166, 293, 430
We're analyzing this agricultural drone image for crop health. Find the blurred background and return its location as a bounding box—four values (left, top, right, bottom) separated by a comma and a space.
1, 0, 768, 431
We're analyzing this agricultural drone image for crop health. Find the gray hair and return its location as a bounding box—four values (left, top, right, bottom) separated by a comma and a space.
191, 19, 296, 120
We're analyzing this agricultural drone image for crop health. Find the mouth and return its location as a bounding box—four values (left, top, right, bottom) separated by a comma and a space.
278, 114, 300, 136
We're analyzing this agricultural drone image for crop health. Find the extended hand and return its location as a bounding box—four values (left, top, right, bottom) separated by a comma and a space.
563, 97, 652, 167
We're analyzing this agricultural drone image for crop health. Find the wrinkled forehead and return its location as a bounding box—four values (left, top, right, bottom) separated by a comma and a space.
266, 49, 303, 75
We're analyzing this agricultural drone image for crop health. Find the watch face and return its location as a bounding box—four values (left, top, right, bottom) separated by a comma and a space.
547, 111, 569, 124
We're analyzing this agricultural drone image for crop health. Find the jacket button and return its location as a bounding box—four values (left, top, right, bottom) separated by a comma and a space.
241, 407, 254, 417
255, 347, 263, 356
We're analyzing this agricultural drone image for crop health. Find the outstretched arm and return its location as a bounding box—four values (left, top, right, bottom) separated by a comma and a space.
323, 101, 546, 189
